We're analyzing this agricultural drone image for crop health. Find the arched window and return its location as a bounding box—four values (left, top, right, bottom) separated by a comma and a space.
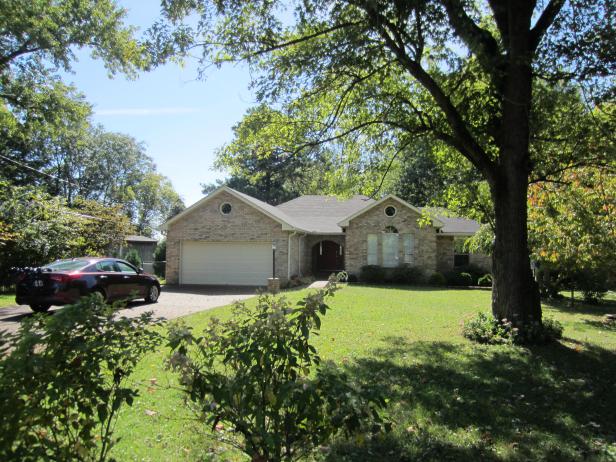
382, 226, 399, 267
384, 225, 398, 234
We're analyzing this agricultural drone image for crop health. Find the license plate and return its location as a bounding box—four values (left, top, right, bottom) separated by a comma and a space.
33, 279, 44, 288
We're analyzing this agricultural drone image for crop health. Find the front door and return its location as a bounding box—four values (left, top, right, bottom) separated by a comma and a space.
312, 240, 344, 277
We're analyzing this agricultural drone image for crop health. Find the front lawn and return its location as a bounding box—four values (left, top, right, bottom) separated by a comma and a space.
112, 286, 616, 461
0, 293, 15, 308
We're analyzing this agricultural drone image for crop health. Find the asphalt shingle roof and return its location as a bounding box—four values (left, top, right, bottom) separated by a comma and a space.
276, 195, 374, 234
125, 235, 158, 243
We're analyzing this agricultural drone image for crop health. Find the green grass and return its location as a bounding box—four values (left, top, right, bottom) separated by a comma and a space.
111, 286, 616, 461
0, 293, 15, 308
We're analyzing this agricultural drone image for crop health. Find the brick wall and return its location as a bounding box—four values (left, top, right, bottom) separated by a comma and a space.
344, 199, 438, 276
165, 190, 290, 284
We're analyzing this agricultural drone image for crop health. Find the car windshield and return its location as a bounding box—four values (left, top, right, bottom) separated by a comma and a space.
43, 260, 90, 272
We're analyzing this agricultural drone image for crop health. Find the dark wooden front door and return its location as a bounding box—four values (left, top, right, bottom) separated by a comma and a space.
312, 240, 344, 277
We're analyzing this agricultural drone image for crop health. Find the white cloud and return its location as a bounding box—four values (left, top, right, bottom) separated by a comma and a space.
95, 107, 202, 116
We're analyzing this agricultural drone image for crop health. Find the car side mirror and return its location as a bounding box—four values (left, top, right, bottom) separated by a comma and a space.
137, 267, 144, 274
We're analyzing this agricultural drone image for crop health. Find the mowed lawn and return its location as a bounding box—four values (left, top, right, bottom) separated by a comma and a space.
112, 285, 616, 462
0, 293, 15, 308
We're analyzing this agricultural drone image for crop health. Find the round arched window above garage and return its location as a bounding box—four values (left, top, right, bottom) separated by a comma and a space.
384, 205, 397, 217
220, 202, 232, 215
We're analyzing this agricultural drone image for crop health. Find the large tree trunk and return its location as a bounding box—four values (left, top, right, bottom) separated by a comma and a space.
490, 170, 541, 325
490, 3, 541, 326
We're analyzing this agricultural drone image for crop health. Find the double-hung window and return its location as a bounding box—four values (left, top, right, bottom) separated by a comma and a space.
367, 234, 378, 265
402, 233, 414, 264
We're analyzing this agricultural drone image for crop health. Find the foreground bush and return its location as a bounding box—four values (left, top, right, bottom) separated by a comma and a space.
462, 312, 563, 345
0, 295, 162, 461
167, 275, 388, 462
444, 270, 473, 286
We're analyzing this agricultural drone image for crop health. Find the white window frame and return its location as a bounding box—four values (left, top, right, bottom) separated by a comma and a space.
402, 233, 414, 264
382, 232, 399, 268
367, 234, 378, 265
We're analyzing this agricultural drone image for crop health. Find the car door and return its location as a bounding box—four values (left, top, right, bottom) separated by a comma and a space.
114, 261, 143, 300
94, 260, 124, 299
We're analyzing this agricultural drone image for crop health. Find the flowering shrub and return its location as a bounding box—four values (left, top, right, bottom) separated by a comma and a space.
462, 312, 563, 345
167, 274, 389, 462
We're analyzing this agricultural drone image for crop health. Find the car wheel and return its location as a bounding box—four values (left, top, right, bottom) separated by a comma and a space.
93, 289, 107, 303
30, 304, 51, 313
145, 285, 159, 303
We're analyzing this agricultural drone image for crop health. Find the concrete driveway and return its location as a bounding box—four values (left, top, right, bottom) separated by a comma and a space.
0, 285, 258, 333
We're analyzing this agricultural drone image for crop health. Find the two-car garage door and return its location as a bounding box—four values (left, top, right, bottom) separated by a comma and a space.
180, 241, 271, 286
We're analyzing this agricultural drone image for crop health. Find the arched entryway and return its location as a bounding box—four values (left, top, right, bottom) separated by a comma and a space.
311, 240, 344, 278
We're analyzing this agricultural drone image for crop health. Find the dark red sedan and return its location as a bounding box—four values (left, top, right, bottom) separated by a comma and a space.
15, 258, 161, 312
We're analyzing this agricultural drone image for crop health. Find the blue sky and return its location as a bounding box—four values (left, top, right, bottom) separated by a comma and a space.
62, 1, 255, 207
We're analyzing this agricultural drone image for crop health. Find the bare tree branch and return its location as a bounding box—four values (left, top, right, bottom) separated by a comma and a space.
530, 0, 566, 50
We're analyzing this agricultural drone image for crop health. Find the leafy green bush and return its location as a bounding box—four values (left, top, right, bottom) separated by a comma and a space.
167, 275, 388, 461
153, 240, 166, 278
477, 273, 493, 287
427, 271, 447, 286
360, 265, 386, 284
455, 264, 487, 285
444, 271, 473, 286
124, 247, 142, 268
462, 312, 563, 345
0, 295, 162, 461
574, 268, 609, 304
389, 264, 425, 284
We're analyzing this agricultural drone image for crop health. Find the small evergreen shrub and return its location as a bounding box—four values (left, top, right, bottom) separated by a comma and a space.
389, 264, 425, 285
455, 264, 486, 285
462, 312, 564, 345
360, 265, 386, 284
124, 248, 142, 268
153, 240, 166, 278
444, 270, 473, 286
347, 274, 358, 283
477, 273, 493, 287
428, 272, 447, 286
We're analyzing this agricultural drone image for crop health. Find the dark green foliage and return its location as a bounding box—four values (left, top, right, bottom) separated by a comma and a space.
455, 264, 488, 285
462, 312, 563, 345
427, 272, 447, 286
124, 248, 142, 269
389, 264, 425, 285
346, 274, 359, 283
477, 274, 493, 287
572, 269, 609, 304
444, 271, 473, 286
360, 265, 386, 284
153, 240, 166, 278
0, 295, 162, 461
167, 275, 388, 461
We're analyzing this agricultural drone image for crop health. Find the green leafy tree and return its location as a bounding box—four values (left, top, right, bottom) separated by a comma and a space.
152, 0, 615, 328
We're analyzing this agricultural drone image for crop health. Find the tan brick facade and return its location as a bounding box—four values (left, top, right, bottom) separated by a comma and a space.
436, 235, 455, 272
344, 198, 438, 276
166, 190, 290, 284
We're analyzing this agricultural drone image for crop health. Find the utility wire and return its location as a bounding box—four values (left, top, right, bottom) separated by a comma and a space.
0, 153, 79, 188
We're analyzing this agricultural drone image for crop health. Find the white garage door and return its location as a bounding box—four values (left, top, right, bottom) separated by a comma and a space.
181, 241, 271, 286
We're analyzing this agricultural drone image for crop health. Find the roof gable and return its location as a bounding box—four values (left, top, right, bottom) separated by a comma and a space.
337, 194, 445, 228
164, 186, 298, 230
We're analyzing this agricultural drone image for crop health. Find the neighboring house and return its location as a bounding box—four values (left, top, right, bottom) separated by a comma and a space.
164, 186, 489, 286
119, 235, 158, 273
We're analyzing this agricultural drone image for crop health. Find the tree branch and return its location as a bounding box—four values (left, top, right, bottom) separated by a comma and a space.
530, 0, 566, 50
441, 0, 503, 78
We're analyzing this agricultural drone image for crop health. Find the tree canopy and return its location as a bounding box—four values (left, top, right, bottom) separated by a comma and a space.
154, 0, 614, 328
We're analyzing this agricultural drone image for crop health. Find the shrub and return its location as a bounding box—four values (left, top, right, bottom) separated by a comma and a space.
462, 312, 563, 345
153, 240, 166, 278
427, 272, 446, 285
477, 273, 493, 287
347, 274, 359, 283
574, 268, 609, 304
389, 264, 425, 285
444, 270, 473, 286
167, 274, 388, 462
124, 247, 142, 268
360, 265, 386, 284
455, 264, 487, 285
0, 295, 162, 461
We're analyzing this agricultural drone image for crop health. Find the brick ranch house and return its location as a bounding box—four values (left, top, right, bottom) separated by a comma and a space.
164, 186, 489, 286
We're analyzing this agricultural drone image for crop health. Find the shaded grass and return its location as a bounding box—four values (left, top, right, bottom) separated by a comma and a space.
111, 285, 616, 461
0, 294, 15, 308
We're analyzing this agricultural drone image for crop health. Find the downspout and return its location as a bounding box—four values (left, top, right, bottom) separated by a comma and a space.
288, 231, 297, 280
